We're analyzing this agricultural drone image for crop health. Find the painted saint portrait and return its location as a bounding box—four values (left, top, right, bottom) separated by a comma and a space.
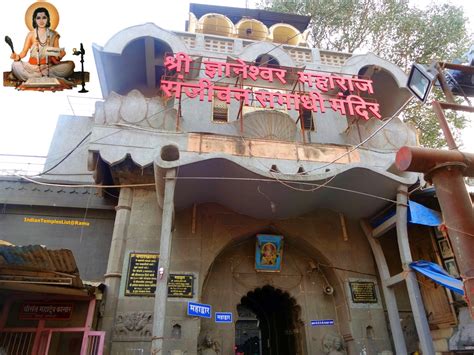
444, 258, 459, 278
255, 234, 283, 272
437, 238, 453, 259
4, 1, 87, 91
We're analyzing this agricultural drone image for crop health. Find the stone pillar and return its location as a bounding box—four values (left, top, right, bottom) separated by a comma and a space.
152, 169, 177, 353
396, 185, 434, 355
360, 220, 407, 354
101, 187, 133, 354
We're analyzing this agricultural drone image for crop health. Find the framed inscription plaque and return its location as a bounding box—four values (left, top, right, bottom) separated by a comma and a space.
125, 252, 159, 297
349, 281, 377, 303
167, 274, 194, 298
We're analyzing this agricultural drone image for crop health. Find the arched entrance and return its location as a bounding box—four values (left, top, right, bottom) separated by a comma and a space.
235, 285, 303, 355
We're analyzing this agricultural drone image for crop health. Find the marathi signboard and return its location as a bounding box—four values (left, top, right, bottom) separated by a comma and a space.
310, 319, 334, 326
161, 52, 381, 121
349, 281, 378, 303
125, 252, 159, 297
167, 274, 194, 298
187, 302, 212, 318
19, 302, 73, 320
215, 312, 233, 323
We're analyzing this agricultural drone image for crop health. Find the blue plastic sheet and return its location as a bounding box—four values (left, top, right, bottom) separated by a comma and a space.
410, 260, 464, 295
371, 200, 441, 228
407, 201, 442, 226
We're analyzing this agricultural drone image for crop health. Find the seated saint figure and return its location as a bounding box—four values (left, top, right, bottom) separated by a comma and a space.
10, 6, 74, 81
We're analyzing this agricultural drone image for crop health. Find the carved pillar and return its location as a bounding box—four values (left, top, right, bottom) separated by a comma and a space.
101, 187, 133, 354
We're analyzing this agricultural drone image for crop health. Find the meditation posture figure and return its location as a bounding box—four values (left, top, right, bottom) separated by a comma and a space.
10, 7, 74, 81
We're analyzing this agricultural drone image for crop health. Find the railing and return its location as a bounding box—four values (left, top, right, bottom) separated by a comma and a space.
85, 331, 105, 355
319, 50, 352, 66
0, 330, 35, 355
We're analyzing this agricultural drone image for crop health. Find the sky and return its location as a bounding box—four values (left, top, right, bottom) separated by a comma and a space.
0, 0, 472, 173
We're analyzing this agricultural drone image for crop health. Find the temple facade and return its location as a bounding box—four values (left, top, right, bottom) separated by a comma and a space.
1, 3, 471, 355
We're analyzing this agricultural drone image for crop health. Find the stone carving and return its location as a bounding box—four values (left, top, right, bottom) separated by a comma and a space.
449, 307, 474, 351
113, 311, 153, 340
198, 334, 220, 355
322, 333, 346, 355
95, 89, 177, 130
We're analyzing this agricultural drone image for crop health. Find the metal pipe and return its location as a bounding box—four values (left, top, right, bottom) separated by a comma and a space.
431, 168, 474, 318
432, 100, 457, 149
396, 146, 474, 178
396, 147, 474, 318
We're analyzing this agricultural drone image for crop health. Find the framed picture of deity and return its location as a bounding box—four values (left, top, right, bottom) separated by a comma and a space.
444, 258, 460, 278
255, 234, 283, 272
437, 238, 454, 259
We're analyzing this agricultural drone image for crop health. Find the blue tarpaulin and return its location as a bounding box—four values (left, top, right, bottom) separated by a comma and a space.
407, 201, 442, 226
410, 260, 464, 295
371, 200, 441, 228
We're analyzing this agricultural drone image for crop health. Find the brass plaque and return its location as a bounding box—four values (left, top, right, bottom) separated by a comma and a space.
349, 281, 377, 303
125, 253, 159, 297
167, 274, 194, 298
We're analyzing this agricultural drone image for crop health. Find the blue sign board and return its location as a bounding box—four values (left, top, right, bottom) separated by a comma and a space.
215, 312, 233, 323
311, 319, 334, 326
187, 302, 212, 318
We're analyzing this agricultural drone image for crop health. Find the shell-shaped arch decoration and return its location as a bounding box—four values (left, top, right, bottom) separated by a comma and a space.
236, 110, 297, 141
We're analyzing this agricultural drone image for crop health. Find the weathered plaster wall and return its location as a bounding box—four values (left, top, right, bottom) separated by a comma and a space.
0, 204, 115, 281
104, 189, 393, 354
163, 203, 391, 354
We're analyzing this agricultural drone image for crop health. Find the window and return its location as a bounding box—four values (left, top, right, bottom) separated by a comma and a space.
212, 88, 228, 123
255, 54, 279, 68
242, 87, 288, 115
301, 108, 315, 131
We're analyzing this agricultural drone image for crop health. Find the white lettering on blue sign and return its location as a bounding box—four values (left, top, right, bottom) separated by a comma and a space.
311, 319, 334, 326
187, 302, 212, 318
215, 312, 232, 323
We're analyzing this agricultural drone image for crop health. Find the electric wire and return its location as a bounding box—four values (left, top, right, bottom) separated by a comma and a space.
37, 132, 92, 176
11, 25, 392, 179
7, 23, 410, 206
3, 31, 303, 176
16, 174, 399, 204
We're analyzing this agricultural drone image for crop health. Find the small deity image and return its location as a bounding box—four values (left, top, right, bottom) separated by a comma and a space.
3, 1, 88, 92
260, 242, 277, 265
255, 234, 283, 272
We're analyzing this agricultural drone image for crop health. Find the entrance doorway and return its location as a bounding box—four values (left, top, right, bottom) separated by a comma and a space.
235, 285, 303, 355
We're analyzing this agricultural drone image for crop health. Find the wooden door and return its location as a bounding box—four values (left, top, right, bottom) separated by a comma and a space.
409, 227, 456, 328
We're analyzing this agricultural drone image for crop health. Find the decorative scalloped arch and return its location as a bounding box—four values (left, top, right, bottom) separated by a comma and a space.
198, 13, 235, 37
235, 18, 268, 41
98, 23, 187, 55
238, 41, 295, 67
341, 52, 408, 88
342, 53, 413, 119
269, 23, 303, 46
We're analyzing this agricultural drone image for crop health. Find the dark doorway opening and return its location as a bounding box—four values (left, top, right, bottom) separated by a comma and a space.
235, 285, 302, 355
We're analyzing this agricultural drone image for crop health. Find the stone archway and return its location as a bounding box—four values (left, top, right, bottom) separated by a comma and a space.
197, 226, 346, 354
236, 285, 304, 355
